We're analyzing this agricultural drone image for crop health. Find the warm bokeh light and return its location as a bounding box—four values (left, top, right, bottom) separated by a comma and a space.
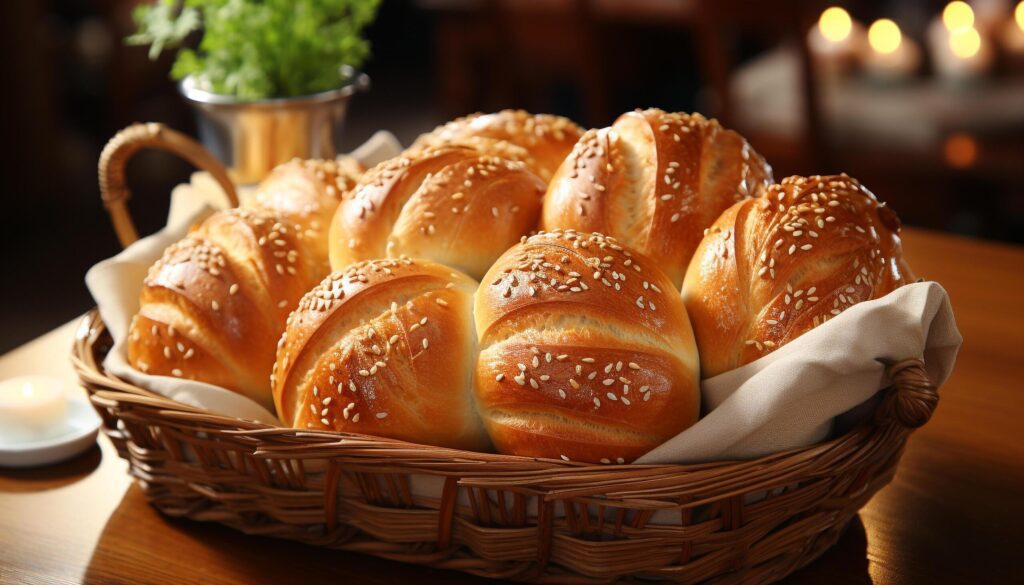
868, 19, 902, 55
819, 7, 853, 43
944, 133, 978, 169
949, 26, 982, 58
1015, 1, 1024, 32
943, 1, 975, 31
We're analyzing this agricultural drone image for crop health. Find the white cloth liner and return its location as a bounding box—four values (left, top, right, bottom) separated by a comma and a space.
85, 129, 962, 468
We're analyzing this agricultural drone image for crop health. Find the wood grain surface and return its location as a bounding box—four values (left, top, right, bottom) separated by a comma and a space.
1, 227, 1022, 584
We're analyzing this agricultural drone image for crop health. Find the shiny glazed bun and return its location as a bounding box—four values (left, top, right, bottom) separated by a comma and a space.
542, 109, 773, 287
272, 258, 490, 451
249, 158, 363, 274
127, 208, 322, 409
474, 230, 700, 463
411, 110, 584, 182
328, 145, 546, 280
682, 174, 915, 378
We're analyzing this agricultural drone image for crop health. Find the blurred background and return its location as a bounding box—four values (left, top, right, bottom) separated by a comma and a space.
1, 0, 1022, 353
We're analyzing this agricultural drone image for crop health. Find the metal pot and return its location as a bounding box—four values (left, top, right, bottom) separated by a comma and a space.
179, 67, 370, 184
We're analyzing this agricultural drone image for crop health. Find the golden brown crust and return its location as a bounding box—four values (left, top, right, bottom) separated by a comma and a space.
542, 109, 773, 287
411, 110, 584, 182
248, 158, 363, 274
127, 208, 322, 410
328, 145, 546, 280
474, 230, 700, 463
272, 259, 490, 451
682, 174, 916, 378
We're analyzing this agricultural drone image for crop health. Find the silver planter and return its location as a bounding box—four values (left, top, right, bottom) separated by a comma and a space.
179, 68, 370, 184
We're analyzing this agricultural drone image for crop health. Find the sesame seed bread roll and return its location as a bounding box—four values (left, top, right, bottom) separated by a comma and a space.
328, 145, 546, 280
405, 135, 539, 178
410, 110, 584, 182
683, 174, 915, 378
272, 259, 490, 451
127, 208, 323, 410
474, 230, 700, 464
541, 109, 773, 287
248, 158, 363, 275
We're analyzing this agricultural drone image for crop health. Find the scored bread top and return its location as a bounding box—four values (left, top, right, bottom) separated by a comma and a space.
542, 109, 773, 287
682, 173, 915, 377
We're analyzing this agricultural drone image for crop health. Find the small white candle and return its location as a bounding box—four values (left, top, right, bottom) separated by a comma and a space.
862, 19, 921, 80
928, 2, 995, 82
0, 376, 68, 442
808, 7, 865, 76
1002, 2, 1024, 58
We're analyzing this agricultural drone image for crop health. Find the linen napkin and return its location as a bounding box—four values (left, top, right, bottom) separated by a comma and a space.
637, 281, 961, 463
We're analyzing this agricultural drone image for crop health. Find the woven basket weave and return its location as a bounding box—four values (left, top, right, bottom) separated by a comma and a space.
75, 123, 941, 584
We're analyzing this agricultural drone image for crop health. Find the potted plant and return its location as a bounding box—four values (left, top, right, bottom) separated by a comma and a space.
129, 0, 381, 183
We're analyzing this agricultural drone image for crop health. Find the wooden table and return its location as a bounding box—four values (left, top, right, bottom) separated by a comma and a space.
1, 227, 1022, 584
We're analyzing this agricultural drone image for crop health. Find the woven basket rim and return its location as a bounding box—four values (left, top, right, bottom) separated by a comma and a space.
71, 309, 931, 480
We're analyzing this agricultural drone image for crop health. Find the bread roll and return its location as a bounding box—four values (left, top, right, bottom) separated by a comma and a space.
328, 145, 547, 280
542, 109, 773, 287
411, 110, 584, 182
682, 174, 915, 378
474, 230, 700, 463
407, 134, 539, 175
127, 208, 322, 409
249, 158, 363, 274
272, 258, 490, 451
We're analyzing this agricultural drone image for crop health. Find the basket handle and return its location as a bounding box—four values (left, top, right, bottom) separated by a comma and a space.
98, 122, 239, 249
877, 359, 939, 429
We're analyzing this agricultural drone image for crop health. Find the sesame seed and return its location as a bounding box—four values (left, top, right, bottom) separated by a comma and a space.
435, 298, 448, 307
496, 373, 505, 382
376, 412, 388, 419
352, 413, 360, 423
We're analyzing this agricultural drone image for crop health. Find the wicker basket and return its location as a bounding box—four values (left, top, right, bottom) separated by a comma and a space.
74, 123, 941, 584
